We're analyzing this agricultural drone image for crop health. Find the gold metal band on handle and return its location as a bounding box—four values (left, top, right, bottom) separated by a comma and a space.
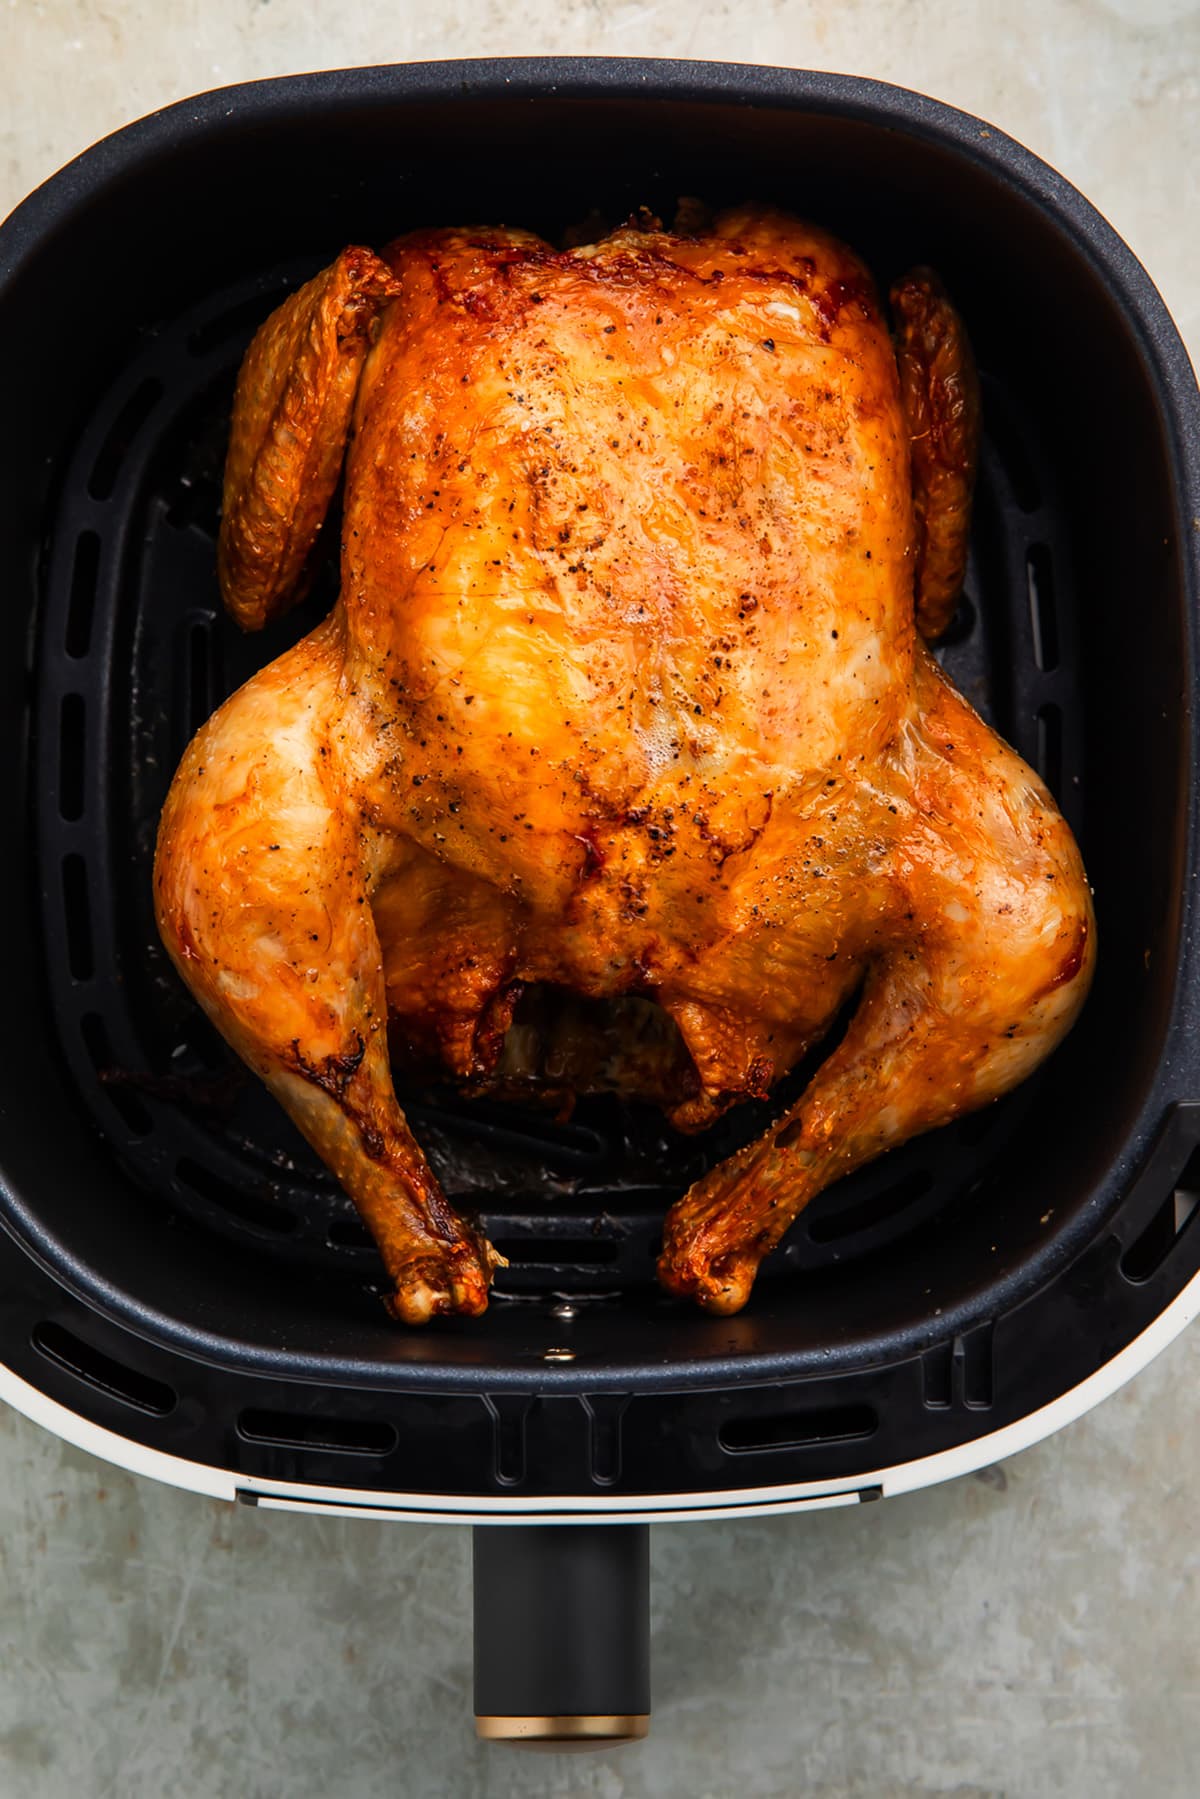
475, 1714, 650, 1745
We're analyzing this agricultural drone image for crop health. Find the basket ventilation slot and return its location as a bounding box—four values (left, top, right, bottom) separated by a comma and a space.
238, 1408, 397, 1456
1122, 1149, 1200, 1283
720, 1403, 878, 1454
32, 1322, 175, 1416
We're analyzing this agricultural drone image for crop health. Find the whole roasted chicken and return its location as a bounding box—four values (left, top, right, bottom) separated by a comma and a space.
155, 206, 1093, 1323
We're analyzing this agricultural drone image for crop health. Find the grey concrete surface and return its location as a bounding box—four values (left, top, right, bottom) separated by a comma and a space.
2, 2, 1199, 1794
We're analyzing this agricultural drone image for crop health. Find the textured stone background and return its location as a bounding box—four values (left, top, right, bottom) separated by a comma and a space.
2, 3, 1199, 1794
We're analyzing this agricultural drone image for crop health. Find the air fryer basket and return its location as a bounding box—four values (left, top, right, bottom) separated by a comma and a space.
2, 59, 1199, 1525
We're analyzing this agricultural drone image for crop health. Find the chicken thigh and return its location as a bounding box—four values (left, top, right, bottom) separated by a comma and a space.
155, 207, 1093, 1323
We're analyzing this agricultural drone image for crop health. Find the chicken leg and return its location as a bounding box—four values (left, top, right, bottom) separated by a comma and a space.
658, 651, 1094, 1311
154, 611, 501, 1321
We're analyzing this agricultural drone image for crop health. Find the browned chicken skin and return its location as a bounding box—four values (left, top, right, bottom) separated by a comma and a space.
154, 206, 1094, 1323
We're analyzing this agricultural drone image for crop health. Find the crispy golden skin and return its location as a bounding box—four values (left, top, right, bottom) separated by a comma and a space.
155, 207, 1093, 1322
892, 268, 981, 638
218, 246, 402, 630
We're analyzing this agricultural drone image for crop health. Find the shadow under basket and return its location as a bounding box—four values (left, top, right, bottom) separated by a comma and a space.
0, 58, 1197, 1633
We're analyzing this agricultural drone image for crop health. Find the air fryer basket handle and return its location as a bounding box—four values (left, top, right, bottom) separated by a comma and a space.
472, 1523, 651, 1744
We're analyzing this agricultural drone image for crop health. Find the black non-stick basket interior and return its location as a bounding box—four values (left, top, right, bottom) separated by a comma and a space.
1, 62, 1198, 1499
